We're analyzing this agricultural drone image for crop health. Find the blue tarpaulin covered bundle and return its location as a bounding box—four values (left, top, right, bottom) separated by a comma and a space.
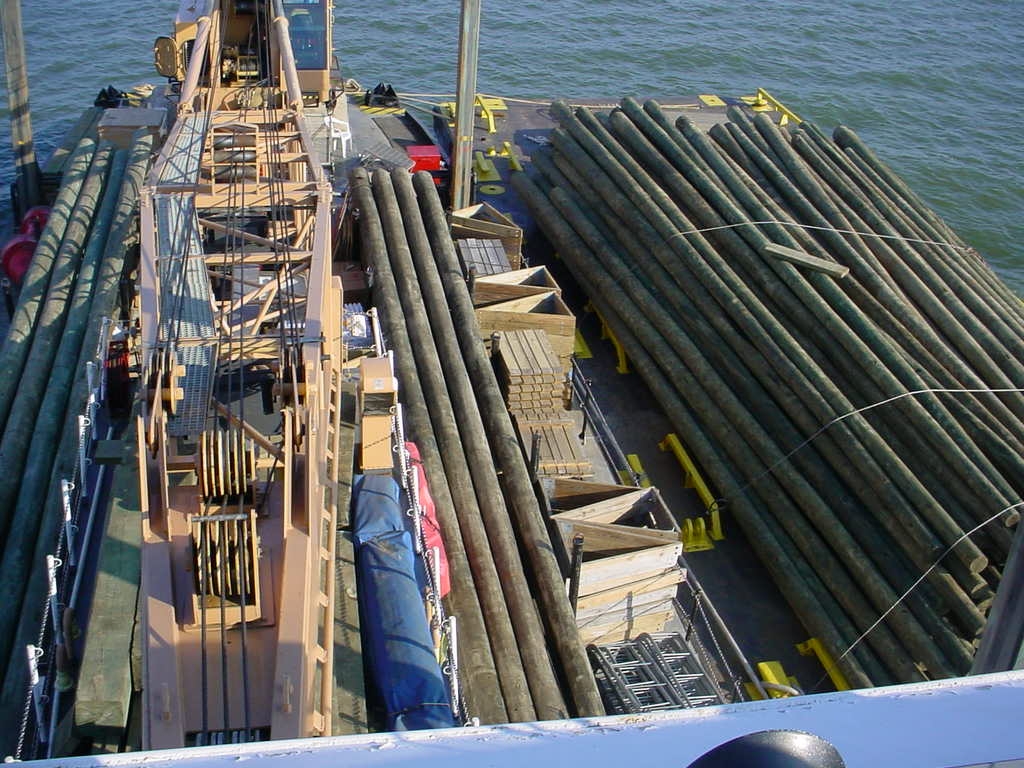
352, 474, 455, 730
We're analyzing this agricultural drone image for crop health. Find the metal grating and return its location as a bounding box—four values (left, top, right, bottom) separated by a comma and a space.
155, 193, 218, 437
158, 112, 210, 184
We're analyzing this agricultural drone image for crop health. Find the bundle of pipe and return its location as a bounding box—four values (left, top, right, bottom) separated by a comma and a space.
0, 133, 153, 753
350, 167, 603, 720
512, 98, 1024, 688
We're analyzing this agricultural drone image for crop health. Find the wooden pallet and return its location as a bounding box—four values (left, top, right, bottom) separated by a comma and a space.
514, 415, 593, 477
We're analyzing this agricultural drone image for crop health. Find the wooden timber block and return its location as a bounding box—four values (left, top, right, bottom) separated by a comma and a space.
332, 530, 368, 734
575, 583, 681, 623
476, 292, 576, 366
578, 566, 686, 608
547, 480, 677, 531
97, 107, 166, 149
74, 418, 142, 751
578, 543, 683, 590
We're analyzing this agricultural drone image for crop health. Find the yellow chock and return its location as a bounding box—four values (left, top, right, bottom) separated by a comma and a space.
594, 311, 628, 373
744, 661, 801, 700
506, 144, 524, 172
473, 151, 501, 182
797, 638, 851, 691
658, 433, 724, 544
681, 518, 713, 552
741, 88, 803, 125
699, 94, 726, 107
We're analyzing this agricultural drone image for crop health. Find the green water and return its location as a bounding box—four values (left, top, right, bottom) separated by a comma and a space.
1, 0, 1020, 288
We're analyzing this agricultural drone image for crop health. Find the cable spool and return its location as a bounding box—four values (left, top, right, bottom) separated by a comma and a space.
200, 427, 257, 499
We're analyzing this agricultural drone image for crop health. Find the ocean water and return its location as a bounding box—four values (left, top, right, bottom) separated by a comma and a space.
1, 0, 1020, 289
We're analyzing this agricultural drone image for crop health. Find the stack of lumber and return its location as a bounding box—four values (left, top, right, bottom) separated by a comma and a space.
549, 479, 684, 645
497, 328, 566, 412
497, 330, 590, 477
513, 96, 1024, 689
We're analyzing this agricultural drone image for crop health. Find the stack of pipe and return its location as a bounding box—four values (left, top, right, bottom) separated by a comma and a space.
349, 167, 603, 722
512, 98, 1024, 688
0, 133, 153, 748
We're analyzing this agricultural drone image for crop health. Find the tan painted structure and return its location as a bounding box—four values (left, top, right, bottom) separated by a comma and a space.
137, 0, 343, 747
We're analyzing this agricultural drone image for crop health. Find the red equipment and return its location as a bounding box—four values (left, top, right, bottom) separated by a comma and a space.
1, 234, 37, 285
19, 206, 50, 237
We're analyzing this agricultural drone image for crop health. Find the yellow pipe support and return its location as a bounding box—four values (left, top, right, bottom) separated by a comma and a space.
619, 454, 651, 488
594, 310, 629, 373
797, 638, 851, 691
658, 433, 715, 510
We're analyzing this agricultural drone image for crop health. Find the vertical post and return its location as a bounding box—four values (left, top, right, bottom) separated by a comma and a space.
451, 0, 482, 211
46, 555, 63, 648
61, 480, 76, 567
1, 0, 42, 215
27, 645, 46, 744
77, 414, 90, 497
568, 533, 585, 616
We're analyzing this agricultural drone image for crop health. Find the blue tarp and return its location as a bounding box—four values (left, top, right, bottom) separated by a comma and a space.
352, 474, 456, 731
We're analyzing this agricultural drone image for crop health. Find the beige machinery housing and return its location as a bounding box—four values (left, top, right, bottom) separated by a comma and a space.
357, 356, 398, 474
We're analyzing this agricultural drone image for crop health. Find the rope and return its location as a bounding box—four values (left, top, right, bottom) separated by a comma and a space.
665, 218, 971, 253
809, 500, 1024, 693
732, 386, 1024, 502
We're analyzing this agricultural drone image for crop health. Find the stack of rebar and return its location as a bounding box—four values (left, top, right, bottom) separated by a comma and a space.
512, 98, 1024, 688
350, 167, 604, 723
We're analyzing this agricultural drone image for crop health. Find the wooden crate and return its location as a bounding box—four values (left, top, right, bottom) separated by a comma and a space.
476, 291, 576, 372
97, 107, 166, 149
472, 266, 561, 307
514, 415, 592, 478
452, 201, 523, 268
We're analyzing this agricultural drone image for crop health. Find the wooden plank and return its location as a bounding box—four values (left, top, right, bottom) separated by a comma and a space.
551, 489, 653, 525
763, 242, 850, 278
74, 416, 143, 750
475, 266, 560, 292
579, 565, 686, 602
578, 607, 676, 646
556, 518, 680, 558
332, 531, 368, 734
579, 543, 683, 588
576, 584, 681, 623
547, 478, 643, 509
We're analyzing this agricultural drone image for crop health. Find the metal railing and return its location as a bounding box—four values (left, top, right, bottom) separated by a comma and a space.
16, 317, 120, 759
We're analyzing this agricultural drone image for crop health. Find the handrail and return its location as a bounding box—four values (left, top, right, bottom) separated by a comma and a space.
271, 0, 305, 113
177, 0, 216, 115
